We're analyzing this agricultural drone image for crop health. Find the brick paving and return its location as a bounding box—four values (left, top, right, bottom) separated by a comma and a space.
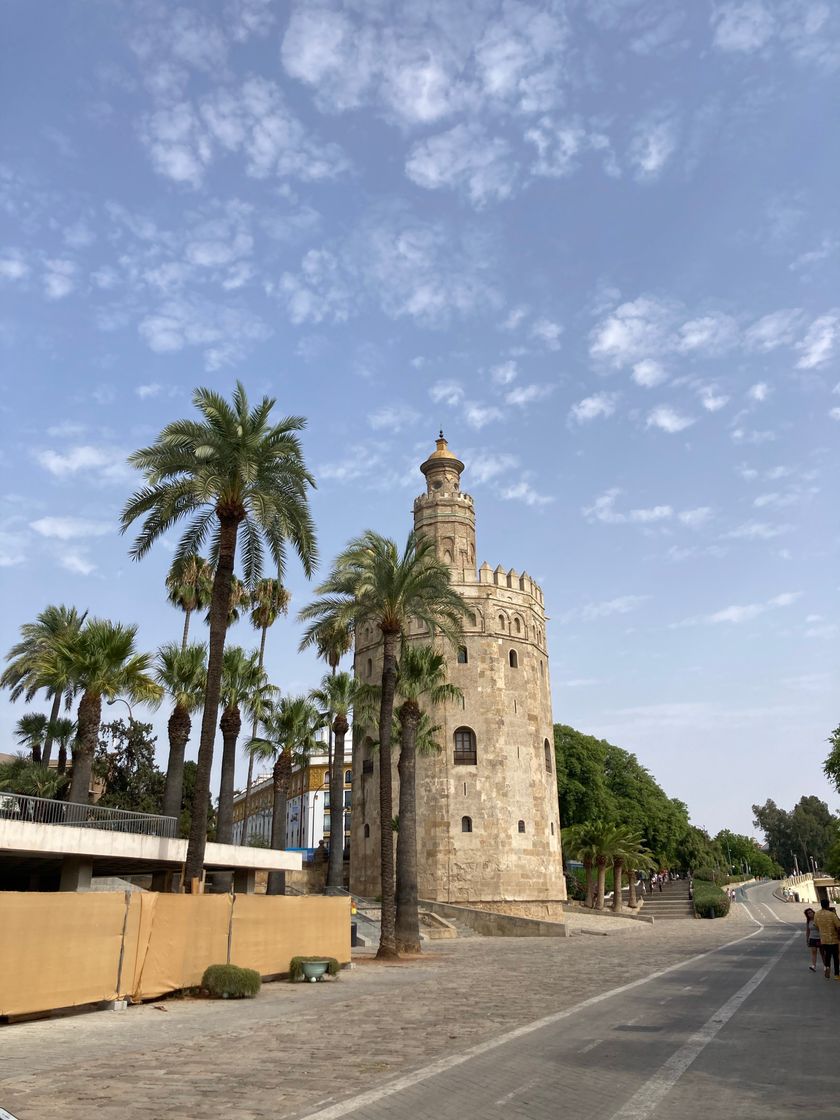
0, 908, 757, 1120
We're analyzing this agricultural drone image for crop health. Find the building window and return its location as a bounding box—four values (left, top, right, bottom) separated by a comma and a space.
514, 617, 522, 635
344, 790, 352, 808
509, 649, 518, 668
551, 821, 555, 836
498, 614, 506, 631
454, 726, 477, 766
456, 645, 468, 664
544, 739, 552, 772
518, 820, 526, 834
540, 660, 544, 677
366, 658, 373, 679
364, 823, 370, 838
461, 816, 473, 833
345, 769, 352, 784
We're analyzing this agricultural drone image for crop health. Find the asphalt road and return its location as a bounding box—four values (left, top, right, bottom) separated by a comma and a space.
299, 881, 839, 1120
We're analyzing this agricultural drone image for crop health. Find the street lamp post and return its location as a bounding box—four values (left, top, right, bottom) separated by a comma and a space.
106, 697, 134, 720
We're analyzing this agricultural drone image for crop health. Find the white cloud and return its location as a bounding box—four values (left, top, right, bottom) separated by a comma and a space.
678, 508, 713, 528
583, 489, 673, 525
724, 520, 792, 540
30, 517, 112, 541
405, 124, 517, 206
677, 590, 801, 627
731, 427, 776, 445
500, 478, 553, 506
744, 309, 802, 351
677, 313, 738, 353
632, 359, 668, 388
502, 306, 528, 331
646, 405, 695, 433
568, 392, 617, 424
698, 387, 729, 412
506, 383, 553, 407
34, 444, 130, 483
711, 2, 775, 53
0, 250, 28, 281
319, 443, 383, 484
466, 452, 518, 485
135, 383, 162, 399
590, 296, 672, 367
628, 113, 678, 180
59, 550, 97, 576
562, 595, 649, 623
463, 402, 503, 430
796, 312, 840, 369
747, 382, 769, 402
280, 249, 353, 325
531, 318, 563, 350
829, 407, 840, 421
43, 259, 77, 300
525, 118, 586, 178
138, 298, 270, 367
368, 405, 420, 432
490, 360, 517, 386
429, 380, 464, 407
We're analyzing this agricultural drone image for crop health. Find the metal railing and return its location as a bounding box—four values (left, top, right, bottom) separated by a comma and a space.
0, 792, 178, 838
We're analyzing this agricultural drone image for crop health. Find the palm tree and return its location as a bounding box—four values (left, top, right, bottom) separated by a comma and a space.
249, 695, 323, 893
15, 713, 48, 765
299, 530, 471, 959
35, 619, 162, 805
393, 644, 462, 953
310, 671, 361, 892
154, 643, 207, 822
563, 822, 602, 909
609, 826, 648, 914
239, 578, 290, 843
121, 382, 317, 886
2, 605, 87, 767
48, 717, 75, 774
591, 822, 624, 911
204, 574, 250, 628
166, 554, 213, 651
216, 646, 274, 844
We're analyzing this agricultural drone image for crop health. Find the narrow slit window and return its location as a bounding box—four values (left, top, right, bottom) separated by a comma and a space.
518, 820, 526, 834
544, 739, 552, 772
457, 645, 468, 664
509, 649, 519, 668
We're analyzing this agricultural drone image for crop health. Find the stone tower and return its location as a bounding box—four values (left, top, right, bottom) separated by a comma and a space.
350, 435, 566, 912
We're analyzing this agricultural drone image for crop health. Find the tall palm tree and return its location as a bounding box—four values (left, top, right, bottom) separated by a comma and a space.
609, 826, 648, 914
299, 530, 471, 959
249, 695, 323, 893
591, 822, 623, 911
121, 382, 317, 886
166, 554, 213, 651
393, 644, 462, 953
15, 713, 49, 765
216, 646, 274, 844
563, 822, 602, 909
154, 642, 207, 822
48, 716, 75, 774
35, 619, 162, 805
2, 605, 87, 767
310, 671, 361, 892
204, 574, 250, 628
239, 578, 290, 843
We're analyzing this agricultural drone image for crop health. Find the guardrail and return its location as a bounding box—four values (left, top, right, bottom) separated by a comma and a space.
0, 792, 178, 838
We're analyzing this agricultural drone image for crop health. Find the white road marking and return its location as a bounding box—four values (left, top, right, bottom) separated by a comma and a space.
493, 1078, 537, 1106
297, 924, 770, 1120
762, 903, 793, 925
607, 933, 797, 1120
578, 1040, 603, 1054
624, 1016, 641, 1026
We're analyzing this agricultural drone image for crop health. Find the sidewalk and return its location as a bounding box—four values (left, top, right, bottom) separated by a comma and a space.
1, 909, 755, 1120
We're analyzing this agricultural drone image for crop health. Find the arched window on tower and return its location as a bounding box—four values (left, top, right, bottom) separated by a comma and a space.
454, 726, 477, 766
509, 649, 519, 668
518, 820, 526, 834
498, 614, 506, 631
544, 739, 552, 773
456, 645, 468, 664
461, 816, 473, 833
514, 617, 522, 635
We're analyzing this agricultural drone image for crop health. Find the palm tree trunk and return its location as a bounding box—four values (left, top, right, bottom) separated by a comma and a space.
584, 858, 595, 908
31, 738, 42, 765
216, 706, 240, 844
327, 714, 348, 892
68, 691, 100, 805
595, 861, 607, 910
42, 691, 62, 768
628, 865, 638, 908
267, 753, 291, 895
57, 739, 68, 774
376, 627, 400, 959
181, 609, 192, 653
183, 515, 238, 888
395, 703, 421, 953
240, 624, 267, 844
612, 859, 624, 913
162, 703, 191, 822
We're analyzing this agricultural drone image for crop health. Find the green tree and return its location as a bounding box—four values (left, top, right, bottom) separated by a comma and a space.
299, 530, 471, 959
15, 713, 48, 765
609, 826, 648, 914
240, 578, 290, 844
166, 554, 213, 651
310, 670, 362, 892
47, 716, 75, 774
154, 642, 207, 822
95, 718, 164, 815
36, 619, 162, 805
393, 644, 462, 953
824, 725, 840, 794
0, 754, 69, 800
562, 821, 602, 909
1, 605, 87, 767
216, 646, 274, 844
249, 695, 324, 894
121, 382, 317, 886
753, 796, 839, 872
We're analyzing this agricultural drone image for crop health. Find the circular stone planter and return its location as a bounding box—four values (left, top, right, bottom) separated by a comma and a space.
301, 960, 330, 983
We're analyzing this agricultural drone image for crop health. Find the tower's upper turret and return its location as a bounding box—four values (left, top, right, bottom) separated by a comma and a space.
413, 433, 475, 575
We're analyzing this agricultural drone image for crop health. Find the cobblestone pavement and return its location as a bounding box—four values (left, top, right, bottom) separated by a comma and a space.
0, 907, 758, 1120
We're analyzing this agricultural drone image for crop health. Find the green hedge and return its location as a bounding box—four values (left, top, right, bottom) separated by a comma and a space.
201, 964, 261, 998
693, 879, 730, 919
289, 956, 340, 983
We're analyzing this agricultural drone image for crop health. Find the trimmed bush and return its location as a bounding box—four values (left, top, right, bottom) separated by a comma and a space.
201, 964, 261, 999
693, 879, 730, 919
289, 956, 340, 983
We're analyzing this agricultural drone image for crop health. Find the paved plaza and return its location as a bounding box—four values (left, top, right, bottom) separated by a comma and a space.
1, 885, 833, 1120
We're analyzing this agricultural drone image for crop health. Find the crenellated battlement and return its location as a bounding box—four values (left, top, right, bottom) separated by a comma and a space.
413, 490, 475, 510
477, 561, 544, 605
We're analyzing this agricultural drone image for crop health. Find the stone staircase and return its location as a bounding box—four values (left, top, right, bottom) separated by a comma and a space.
640, 879, 695, 920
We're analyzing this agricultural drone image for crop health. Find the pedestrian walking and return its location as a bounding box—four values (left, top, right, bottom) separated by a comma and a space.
813, 900, 840, 979
804, 908, 821, 972
657, 873, 663, 893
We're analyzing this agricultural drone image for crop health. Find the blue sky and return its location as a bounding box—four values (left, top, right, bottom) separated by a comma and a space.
1, 0, 838, 839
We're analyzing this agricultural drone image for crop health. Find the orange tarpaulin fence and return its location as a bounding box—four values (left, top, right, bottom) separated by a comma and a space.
0, 891, 350, 1017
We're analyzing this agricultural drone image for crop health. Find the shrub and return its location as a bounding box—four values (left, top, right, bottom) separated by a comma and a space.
693, 879, 730, 919
201, 964, 261, 998
289, 956, 340, 983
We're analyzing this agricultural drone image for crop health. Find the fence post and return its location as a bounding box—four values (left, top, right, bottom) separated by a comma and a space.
114, 890, 131, 999
226, 893, 236, 965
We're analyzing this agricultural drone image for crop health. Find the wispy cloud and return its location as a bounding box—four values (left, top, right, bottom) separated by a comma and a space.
646, 405, 695, 433
30, 516, 113, 540
796, 312, 840, 369
429, 380, 464, 406
368, 404, 421, 432
561, 594, 649, 623
500, 478, 553, 506
34, 444, 130, 483
506, 383, 553, 407
723, 520, 792, 540
568, 392, 617, 424
674, 591, 801, 627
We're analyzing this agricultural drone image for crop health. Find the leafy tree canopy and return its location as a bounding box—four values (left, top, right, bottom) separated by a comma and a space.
94, 718, 164, 816
752, 796, 839, 872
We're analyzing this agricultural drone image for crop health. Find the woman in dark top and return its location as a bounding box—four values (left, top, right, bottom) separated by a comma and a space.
804, 907, 820, 972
